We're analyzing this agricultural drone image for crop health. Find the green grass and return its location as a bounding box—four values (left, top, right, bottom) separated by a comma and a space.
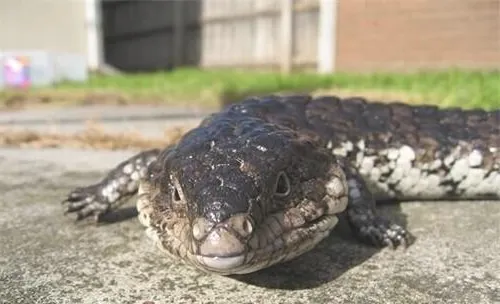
1, 68, 499, 109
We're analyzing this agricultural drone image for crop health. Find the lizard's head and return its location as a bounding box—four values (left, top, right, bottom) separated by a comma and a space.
137, 106, 348, 275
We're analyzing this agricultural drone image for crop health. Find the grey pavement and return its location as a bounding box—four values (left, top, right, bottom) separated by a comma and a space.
0, 106, 499, 304
0, 105, 209, 138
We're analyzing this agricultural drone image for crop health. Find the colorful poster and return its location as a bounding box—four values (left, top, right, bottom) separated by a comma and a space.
3, 56, 31, 88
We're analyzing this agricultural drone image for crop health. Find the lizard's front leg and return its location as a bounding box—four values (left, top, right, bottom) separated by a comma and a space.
62, 149, 160, 221
341, 163, 413, 248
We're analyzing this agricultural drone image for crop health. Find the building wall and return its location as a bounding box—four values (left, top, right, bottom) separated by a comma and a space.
336, 0, 500, 71
0, 0, 87, 57
1, 0, 497, 73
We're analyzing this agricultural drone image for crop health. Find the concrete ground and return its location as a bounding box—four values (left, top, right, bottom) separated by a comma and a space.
0, 105, 499, 304
0, 104, 209, 138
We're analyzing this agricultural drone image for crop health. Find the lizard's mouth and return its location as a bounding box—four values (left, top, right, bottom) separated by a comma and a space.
188, 211, 341, 274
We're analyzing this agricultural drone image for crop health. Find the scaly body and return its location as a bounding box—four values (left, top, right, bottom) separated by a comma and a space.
63, 95, 499, 275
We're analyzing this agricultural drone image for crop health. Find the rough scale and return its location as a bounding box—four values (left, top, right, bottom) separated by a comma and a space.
63, 95, 499, 275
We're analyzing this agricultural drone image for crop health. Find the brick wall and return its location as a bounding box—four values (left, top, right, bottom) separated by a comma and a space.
335, 0, 500, 71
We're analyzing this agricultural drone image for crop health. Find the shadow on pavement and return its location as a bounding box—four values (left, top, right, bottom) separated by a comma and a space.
98, 206, 139, 223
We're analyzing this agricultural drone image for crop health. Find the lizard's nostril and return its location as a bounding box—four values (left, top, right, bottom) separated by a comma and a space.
192, 218, 214, 241
226, 214, 253, 238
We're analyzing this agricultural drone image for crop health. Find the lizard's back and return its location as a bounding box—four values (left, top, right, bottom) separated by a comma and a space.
221, 95, 500, 200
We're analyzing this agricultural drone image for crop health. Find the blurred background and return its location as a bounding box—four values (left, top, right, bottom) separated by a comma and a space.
0, 0, 498, 121
3, 0, 499, 72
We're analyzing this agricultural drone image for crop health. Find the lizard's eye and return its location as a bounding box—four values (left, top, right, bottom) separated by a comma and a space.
171, 178, 185, 203
169, 178, 188, 216
274, 171, 291, 197
173, 186, 181, 202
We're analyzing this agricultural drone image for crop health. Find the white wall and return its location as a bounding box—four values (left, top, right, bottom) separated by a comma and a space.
0, 0, 88, 61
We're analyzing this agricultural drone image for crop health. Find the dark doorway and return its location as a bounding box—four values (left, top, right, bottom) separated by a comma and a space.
101, 0, 201, 72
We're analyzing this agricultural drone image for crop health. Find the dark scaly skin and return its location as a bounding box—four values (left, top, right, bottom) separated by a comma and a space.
63, 95, 500, 274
